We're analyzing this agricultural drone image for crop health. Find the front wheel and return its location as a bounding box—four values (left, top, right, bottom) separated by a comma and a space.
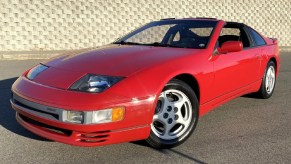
146, 79, 199, 149
257, 61, 277, 99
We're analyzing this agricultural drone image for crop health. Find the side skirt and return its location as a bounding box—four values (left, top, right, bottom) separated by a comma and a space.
199, 80, 262, 117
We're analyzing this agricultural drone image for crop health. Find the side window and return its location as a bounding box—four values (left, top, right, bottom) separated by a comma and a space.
218, 26, 251, 48
173, 32, 180, 41
220, 28, 240, 36
218, 28, 240, 47
248, 28, 266, 46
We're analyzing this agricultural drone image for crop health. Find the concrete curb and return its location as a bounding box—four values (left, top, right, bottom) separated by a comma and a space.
1, 47, 291, 60
0, 50, 67, 60
280, 46, 291, 52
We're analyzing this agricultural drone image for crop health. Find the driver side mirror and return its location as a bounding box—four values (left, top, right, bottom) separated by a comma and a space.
217, 41, 243, 54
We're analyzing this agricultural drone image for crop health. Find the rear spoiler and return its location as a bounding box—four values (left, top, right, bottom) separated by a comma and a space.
270, 38, 278, 44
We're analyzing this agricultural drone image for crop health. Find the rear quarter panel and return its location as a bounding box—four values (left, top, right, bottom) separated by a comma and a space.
260, 39, 280, 77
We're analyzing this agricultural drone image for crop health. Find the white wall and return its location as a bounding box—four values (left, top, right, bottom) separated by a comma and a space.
0, 0, 290, 51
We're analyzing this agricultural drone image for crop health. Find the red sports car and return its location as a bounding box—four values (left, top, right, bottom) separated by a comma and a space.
11, 18, 280, 149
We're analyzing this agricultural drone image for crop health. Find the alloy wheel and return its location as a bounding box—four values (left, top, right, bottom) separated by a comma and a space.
151, 89, 192, 140
265, 65, 276, 94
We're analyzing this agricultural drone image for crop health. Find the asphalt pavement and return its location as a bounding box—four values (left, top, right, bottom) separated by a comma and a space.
0, 52, 290, 164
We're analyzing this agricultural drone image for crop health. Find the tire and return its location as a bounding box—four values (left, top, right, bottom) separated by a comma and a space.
146, 79, 199, 149
257, 61, 276, 99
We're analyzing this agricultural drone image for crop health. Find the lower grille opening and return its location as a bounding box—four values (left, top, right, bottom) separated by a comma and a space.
81, 134, 109, 139
19, 114, 72, 136
79, 131, 110, 143
15, 99, 59, 120
80, 139, 106, 143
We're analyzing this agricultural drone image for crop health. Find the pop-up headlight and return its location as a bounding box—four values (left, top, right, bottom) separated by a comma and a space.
69, 74, 123, 93
26, 64, 49, 80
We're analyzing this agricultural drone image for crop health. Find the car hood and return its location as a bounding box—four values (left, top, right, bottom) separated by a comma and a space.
35, 44, 203, 89
44, 44, 203, 76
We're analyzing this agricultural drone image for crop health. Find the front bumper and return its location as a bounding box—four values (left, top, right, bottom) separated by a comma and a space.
11, 76, 155, 146
15, 112, 148, 147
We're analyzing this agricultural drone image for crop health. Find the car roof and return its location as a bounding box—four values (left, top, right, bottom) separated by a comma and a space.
224, 21, 247, 27
159, 18, 248, 26
160, 17, 221, 22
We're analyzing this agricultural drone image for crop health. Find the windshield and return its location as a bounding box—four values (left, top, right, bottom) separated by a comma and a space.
114, 20, 218, 49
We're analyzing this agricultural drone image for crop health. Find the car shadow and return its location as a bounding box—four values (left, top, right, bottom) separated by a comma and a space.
0, 77, 50, 141
131, 141, 206, 164
241, 92, 262, 99
167, 149, 207, 164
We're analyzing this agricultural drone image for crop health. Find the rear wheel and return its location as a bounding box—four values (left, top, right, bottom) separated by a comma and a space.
257, 61, 276, 99
146, 79, 198, 149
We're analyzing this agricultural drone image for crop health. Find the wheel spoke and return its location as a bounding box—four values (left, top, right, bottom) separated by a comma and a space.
265, 79, 269, 90
175, 114, 187, 125
174, 98, 186, 109
175, 104, 190, 124
161, 92, 172, 112
267, 69, 271, 77
271, 69, 275, 77
153, 114, 160, 120
163, 122, 175, 137
153, 112, 167, 124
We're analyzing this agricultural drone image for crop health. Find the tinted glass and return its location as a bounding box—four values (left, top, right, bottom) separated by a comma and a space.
114, 20, 218, 49
249, 28, 266, 46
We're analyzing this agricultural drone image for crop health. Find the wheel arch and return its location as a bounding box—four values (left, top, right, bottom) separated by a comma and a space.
172, 73, 200, 103
269, 57, 277, 72
268, 56, 279, 76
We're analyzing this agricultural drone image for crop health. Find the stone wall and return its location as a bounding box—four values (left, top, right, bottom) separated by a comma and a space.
0, 0, 290, 51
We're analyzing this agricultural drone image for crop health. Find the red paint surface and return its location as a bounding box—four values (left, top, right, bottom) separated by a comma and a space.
11, 19, 280, 146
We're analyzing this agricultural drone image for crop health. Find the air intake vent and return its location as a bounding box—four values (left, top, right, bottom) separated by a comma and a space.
78, 131, 110, 143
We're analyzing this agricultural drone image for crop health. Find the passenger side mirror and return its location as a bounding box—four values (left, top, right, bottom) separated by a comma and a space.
217, 41, 243, 54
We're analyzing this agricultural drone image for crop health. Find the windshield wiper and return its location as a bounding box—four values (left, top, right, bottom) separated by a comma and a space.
147, 42, 183, 48
114, 41, 184, 48
113, 41, 143, 45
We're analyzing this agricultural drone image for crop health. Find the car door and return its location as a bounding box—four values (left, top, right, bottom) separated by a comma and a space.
246, 26, 269, 80
212, 25, 260, 98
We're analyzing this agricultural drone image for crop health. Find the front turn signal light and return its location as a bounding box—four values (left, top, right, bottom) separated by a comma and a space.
112, 107, 125, 122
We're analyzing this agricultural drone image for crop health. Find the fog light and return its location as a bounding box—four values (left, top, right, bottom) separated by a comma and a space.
65, 111, 84, 124
92, 107, 125, 124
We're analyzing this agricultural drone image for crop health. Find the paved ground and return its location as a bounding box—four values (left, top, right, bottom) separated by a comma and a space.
0, 52, 290, 164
